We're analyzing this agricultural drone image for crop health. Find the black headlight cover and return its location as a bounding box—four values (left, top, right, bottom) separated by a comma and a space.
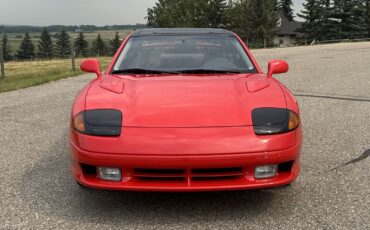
82, 109, 122, 136
252, 108, 291, 135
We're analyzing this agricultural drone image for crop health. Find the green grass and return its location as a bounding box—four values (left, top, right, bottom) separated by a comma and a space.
0, 57, 112, 93
1, 29, 132, 93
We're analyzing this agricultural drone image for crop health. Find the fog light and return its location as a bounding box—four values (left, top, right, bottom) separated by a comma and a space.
98, 167, 121, 181
255, 165, 277, 179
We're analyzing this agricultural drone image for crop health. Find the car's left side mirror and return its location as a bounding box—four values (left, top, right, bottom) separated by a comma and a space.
267, 60, 289, 78
80, 59, 101, 77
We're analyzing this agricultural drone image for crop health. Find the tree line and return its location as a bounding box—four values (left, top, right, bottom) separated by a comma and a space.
147, 0, 370, 45
147, 0, 284, 47
298, 0, 370, 42
0, 24, 146, 34
3, 0, 370, 59
1, 29, 123, 61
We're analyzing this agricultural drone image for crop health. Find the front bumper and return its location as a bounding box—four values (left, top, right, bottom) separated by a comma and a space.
69, 140, 301, 192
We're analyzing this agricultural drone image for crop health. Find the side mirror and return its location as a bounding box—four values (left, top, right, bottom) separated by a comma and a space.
80, 59, 101, 77
267, 60, 289, 78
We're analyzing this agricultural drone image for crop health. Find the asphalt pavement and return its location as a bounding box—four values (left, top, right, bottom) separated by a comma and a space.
0, 42, 369, 229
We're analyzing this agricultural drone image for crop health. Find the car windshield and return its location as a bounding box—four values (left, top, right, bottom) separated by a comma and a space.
112, 35, 257, 75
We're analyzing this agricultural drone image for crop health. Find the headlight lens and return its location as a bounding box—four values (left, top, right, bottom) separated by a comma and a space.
252, 108, 300, 135
72, 109, 122, 136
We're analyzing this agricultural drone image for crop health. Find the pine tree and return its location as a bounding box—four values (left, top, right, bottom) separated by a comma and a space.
74, 32, 89, 57
16, 32, 35, 60
37, 28, 53, 59
147, 0, 186, 27
2, 33, 13, 61
184, 0, 208, 27
298, 0, 326, 42
91, 33, 106, 56
299, 0, 368, 41
147, 0, 229, 28
207, 0, 228, 27
224, 0, 251, 41
321, 0, 340, 40
332, 0, 367, 39
54, 29, 71, 58
278, 0, 294, 21
248, 0, 278, 47
109, 32, 121, 56
350, 0, 367, 38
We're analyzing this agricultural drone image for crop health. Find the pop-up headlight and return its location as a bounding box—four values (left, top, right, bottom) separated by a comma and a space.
73, 109, 122, 136
252, 108, 299, 135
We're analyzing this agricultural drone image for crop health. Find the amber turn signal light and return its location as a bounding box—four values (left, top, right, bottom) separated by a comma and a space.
288, 111, 300, 130
73, 112, 85, 133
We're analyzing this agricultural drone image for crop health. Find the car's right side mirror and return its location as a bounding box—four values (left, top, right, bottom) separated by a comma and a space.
267, 60, 289, 78
80, 58, 101, 77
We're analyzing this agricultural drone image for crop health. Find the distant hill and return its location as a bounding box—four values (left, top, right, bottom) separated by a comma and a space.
0, 24, 147, 33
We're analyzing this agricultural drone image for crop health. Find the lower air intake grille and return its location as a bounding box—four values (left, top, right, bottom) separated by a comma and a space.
132, 167, 245, 181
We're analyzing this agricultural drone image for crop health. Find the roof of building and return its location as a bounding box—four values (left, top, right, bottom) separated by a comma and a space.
276, 11, 304, 37
131, 28, 235, 37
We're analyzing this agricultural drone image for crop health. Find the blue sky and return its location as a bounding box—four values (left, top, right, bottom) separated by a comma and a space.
0, 0, 305, 26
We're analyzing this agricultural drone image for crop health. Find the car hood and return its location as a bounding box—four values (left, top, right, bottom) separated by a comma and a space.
85, 74, 286, 128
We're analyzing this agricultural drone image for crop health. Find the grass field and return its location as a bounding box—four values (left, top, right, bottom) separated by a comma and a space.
0, 57, 112, 93
6, 30, 133, 53
1, 30, 131, 93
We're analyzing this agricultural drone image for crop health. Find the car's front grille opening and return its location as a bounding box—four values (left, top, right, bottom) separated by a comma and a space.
81, 164, 97, 175
192, 167, 243, 175
192, 176, 241, 181
134, 168, 185, 175
136, 177, 186, 182
133, 168, 186, 179
132, 167, 245, 183
278, 161, 293, 173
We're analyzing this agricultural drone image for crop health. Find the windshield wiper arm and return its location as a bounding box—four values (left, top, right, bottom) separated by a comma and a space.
178, 69, 243, 74
111, 68, 180, 75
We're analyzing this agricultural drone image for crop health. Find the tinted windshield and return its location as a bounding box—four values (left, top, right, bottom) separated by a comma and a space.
112, 35, 257, 74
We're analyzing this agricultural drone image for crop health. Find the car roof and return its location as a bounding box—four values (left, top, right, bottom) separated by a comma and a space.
131, 28, 235, 37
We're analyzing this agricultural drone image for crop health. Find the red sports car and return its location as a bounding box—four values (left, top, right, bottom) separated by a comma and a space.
69, 28, 302, 191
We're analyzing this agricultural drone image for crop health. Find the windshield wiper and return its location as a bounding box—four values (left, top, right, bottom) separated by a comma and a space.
111, 68, 180, 75
178, 69, 243, 74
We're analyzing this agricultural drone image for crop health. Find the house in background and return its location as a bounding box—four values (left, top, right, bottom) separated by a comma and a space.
75, 28, 84, 33
274, 11, 303, 47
